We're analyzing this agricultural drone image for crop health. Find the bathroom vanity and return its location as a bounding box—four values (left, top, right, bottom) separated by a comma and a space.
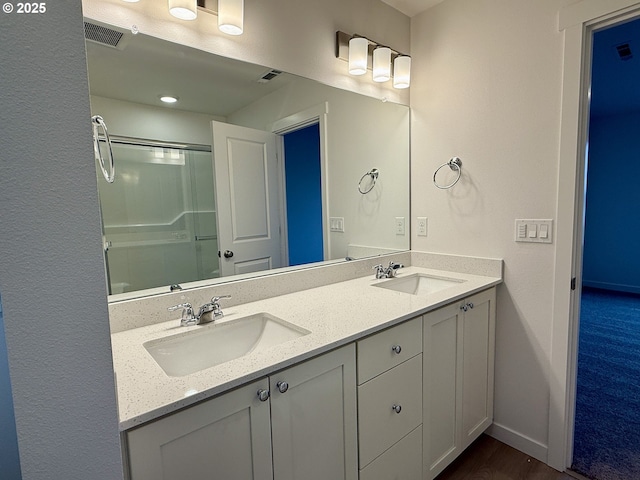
111, 258, 501, 480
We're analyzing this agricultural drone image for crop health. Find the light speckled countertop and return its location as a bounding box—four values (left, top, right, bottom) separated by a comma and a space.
112, 265, 501, 431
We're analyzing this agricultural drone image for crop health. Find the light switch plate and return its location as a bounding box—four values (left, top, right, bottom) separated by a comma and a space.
515, 219, 553, 243
330, 217, 344, 232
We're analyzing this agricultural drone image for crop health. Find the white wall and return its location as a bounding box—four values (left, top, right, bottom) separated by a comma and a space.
410, 0, 573, 461
228, 78, 410, 258
90, 95, 223, 145
82, 0, 410, 105
0, 1, 123, 479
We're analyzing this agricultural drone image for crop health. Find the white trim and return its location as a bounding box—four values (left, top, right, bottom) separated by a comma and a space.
271, 103, 331, 261
488, 423, 548, 464
550, 0, 640, 471
559, 0, 640, 30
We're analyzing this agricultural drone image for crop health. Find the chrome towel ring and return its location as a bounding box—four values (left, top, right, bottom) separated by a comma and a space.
358, 168, 379, 194
91, 115, 115, 183
433, 157, 462, 189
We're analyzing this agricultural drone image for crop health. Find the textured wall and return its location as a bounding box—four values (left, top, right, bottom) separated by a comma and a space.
410, 0, 570, 461
0, 2, 123, 479
583, 111, 640, 293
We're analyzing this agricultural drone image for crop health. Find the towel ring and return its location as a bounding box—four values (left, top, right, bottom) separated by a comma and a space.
358, 168, 379, 194
92, 115, 115, 183
433, 157, 462, 189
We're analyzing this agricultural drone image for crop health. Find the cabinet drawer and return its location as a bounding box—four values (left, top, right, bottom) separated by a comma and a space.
359, 425, 422, 480
358, 354, 422, 468
357, 316, 422, 384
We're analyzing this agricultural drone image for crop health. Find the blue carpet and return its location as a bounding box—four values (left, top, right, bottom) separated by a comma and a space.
572, 287, 640, 480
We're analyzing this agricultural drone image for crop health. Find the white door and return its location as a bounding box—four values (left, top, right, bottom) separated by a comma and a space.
212, 121, 283, 277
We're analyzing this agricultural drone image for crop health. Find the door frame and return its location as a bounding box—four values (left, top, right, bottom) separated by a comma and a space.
549, 0, 640, 471
271, 103, 330, 263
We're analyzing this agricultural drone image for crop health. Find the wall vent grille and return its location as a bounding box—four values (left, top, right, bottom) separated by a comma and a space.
257, 69, 283, 84
615, 42, 633, 61
84, 22, 124, 48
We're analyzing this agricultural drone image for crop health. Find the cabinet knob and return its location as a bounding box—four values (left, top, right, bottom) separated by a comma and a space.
460, 302, 474, 312
276, 381, 289, 393
257, 389, 270, 402
467, 302, 474, 309
391, 345, 402, 355
392, 404, 402, 414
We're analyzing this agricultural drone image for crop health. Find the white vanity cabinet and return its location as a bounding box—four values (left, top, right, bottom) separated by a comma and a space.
423, 287, 496, 479
125, 344, 357, 480
356, 317, 423, 480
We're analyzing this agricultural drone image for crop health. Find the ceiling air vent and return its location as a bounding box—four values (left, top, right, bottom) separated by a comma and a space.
257, 69, 283, 84
615, 42, 633, 61
84, 22, 131, 50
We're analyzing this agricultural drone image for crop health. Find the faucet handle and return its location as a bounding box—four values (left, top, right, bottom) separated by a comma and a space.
168, 302, 193, 312
168, 303, 196, 326
372, 264, 385, 279
210, 295, 231, 319
211, 295, 232, 304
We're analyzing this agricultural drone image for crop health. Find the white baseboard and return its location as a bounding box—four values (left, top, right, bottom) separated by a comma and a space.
487, 422, 549, 464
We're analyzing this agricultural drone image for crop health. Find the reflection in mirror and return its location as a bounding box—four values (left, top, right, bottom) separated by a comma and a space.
85, 20, 410, 299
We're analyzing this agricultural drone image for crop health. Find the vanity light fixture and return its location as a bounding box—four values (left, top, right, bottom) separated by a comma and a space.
168, 0, 198, 20
373, 46, 391, 82
336, 31, 411, 89
217, 0, 244, 35
348, 37, 369, 75
123, 0, 244, 34
393, 56, 411, 89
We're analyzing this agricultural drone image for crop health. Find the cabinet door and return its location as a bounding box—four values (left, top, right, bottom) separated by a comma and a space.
270, 344, 358, 480
423, 304, 462, 480
126, 378, 273, 480
461, 288, 496, 450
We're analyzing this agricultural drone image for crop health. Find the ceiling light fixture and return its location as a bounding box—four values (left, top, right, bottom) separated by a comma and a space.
336, 31, 411, 89
159, 95, 179, 104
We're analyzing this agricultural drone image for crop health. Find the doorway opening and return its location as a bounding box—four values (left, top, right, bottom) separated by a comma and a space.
282, 123, 323, 266
571, 15, 640, 480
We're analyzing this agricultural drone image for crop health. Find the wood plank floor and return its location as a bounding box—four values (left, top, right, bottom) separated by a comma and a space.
435, 435, 576, 480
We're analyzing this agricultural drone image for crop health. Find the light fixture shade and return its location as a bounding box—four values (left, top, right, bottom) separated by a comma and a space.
122, 0, 140, 3
393, 55, 411, 89
168, 0, 197, 20
218, 0, 244, 35
348, 37, 369, 76
373, 47, 391, 82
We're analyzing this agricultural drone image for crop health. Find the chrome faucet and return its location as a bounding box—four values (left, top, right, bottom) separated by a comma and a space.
373, 261, 404, 279
168, 295, 231, 326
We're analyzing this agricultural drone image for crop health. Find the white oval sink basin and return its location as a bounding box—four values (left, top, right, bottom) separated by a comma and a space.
144, 313, 310, 377
374, 273, 465, 295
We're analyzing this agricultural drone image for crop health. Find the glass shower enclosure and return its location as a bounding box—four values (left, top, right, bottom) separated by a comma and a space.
96, 139, 219, 295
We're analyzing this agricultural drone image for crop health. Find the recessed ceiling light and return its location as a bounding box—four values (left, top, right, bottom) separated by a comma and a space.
159, 95, 179, 104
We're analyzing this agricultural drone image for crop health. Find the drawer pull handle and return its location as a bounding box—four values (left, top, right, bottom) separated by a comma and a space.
392, 404, 402, 414
277, 381, 289, 394
391, 345, 402, 354
257, 389, 270, 402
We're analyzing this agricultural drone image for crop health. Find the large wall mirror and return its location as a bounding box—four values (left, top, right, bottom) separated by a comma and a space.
85, 19, 410, 300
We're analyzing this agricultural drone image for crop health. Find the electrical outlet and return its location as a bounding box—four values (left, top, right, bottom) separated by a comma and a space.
417, 217, 428, 236
395, 217, 406, 235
